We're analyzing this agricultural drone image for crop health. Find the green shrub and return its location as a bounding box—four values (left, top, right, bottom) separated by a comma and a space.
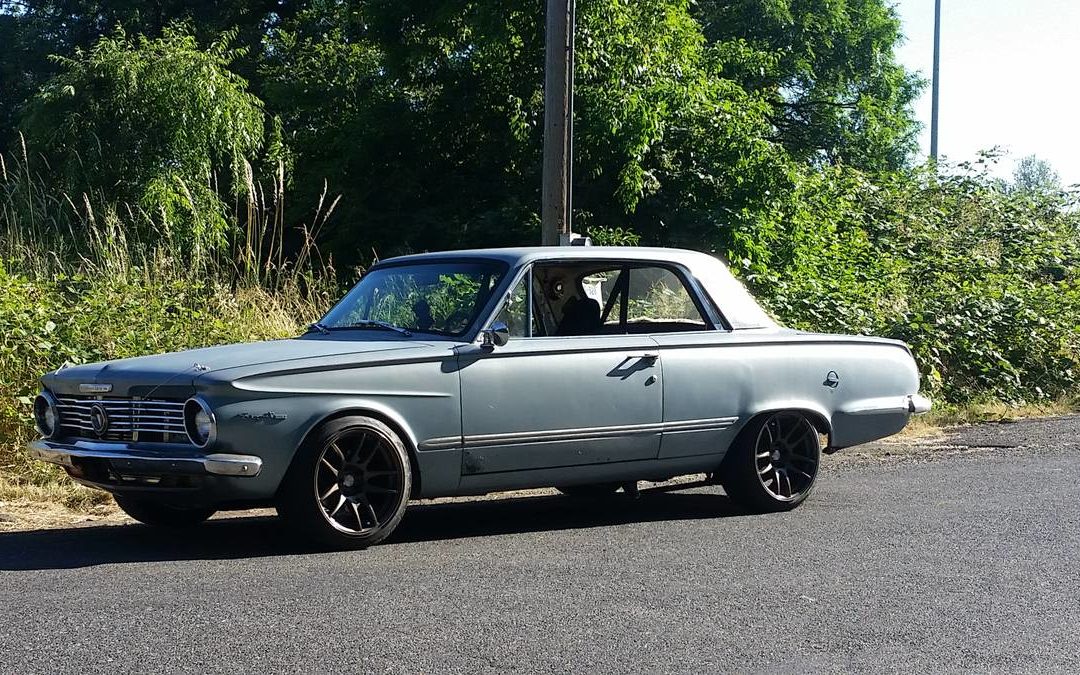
18, 26, 269, 252
741, 162, 1080, 404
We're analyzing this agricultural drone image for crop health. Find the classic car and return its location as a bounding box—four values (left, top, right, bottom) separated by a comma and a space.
29, 246, 930, 548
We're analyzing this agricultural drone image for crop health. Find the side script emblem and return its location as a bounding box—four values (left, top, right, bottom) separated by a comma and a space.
79, 383, 113, 394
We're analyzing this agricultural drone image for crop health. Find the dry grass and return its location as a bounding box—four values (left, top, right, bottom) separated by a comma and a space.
899, 397, 1080, 438
0, 475, 121, 532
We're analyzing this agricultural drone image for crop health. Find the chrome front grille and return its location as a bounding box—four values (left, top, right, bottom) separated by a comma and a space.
56, 397, 187, 442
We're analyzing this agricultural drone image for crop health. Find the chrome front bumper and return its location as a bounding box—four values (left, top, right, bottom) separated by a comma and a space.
28, 440, 263, 477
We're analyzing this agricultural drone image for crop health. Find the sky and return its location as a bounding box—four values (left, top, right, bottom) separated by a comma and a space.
891, 0, 1080, 185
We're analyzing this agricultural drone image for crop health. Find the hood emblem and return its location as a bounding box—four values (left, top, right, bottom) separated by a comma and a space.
79, 383, 113, 394
89, 404, 110, 436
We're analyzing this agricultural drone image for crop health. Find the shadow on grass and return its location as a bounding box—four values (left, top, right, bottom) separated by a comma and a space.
0, 483, 748, 570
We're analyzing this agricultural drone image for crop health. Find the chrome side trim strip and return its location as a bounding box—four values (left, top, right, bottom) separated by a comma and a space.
417, 417, 739, 451
464, 422, 665, 448
662, 417, 738, 433
418, 436, 461, 451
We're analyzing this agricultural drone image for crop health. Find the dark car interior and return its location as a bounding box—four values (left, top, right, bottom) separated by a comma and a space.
521, 262, 713, 337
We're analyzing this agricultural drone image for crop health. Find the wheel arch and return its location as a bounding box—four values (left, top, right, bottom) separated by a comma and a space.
738, 404, 833, 447
287, 404, 424, 499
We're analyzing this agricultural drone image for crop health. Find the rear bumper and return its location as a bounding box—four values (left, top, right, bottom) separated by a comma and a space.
28, 439, 263, 480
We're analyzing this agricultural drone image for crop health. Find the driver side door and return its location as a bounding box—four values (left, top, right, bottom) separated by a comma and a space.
456, 263, 663, 481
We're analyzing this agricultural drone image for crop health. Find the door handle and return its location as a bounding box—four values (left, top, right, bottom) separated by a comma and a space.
628, 352, 659, 361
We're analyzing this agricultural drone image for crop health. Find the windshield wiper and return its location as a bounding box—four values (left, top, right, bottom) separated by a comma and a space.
342, 319, 413, 337
306, 322, 330, 335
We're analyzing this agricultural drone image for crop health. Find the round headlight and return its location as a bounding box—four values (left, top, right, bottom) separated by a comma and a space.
33, 392, 60, 438
183, 397, 217, 448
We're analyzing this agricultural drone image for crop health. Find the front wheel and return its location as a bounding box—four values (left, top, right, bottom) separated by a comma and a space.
114, 495, 216, 528
720, 411, 822, 512
277, 416, 411, 550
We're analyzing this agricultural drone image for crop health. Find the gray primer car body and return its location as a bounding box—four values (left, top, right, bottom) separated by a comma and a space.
30, 247, 929, 506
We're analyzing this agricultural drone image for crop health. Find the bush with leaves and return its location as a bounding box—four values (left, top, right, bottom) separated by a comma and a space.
739, 160, 1080, 404
19, 26, 269, 251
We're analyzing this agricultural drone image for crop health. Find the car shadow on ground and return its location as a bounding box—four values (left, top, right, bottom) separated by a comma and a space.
0, 483, 750, 571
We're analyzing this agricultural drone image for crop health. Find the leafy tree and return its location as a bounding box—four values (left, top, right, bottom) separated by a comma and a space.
19, 26, 268, 247
1012, 155, 1062, 194
0, 0, 296, 141
261, 0, 796, 266
693, 0, 923, 171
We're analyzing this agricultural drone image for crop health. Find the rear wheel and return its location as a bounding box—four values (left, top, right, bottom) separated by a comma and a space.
277, 416, 411, 549
720, 411, 821, 512
555, 482, 622, 498
114, 495, 216, 528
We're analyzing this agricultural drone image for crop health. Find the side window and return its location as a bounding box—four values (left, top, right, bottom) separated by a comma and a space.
518, 261, 712, 337
626, 267, 708, 329
495, 276, 530, 337
494, 270, 545, 337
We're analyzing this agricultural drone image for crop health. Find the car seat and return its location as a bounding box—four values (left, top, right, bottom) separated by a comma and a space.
556, 295, 602, 336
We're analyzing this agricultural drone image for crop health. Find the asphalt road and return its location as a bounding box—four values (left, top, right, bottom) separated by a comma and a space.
2, 416, 1079, 673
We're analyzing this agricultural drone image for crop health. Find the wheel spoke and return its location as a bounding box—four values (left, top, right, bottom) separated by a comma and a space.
348, 433, 368, 462
358, 443, 379, 469
319, 483, 340, 501
757, 463, 774, 476
359, 496, 379, 528
328, 495, 347, 518
789, 466, 814, 482
365, 470, 399, 479
320, 456, 338, 476
328, 442, 346, 463
364, 485, 399, 495
784, 421, 805, 444
791, 454, 817, 467
349, 501, 366, 530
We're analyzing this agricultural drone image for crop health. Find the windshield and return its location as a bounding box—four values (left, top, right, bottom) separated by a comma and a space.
318, 260, 507, 337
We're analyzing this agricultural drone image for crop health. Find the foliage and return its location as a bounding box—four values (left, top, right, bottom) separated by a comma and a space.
1011, 155, 1062, 194
0, 141, 338, 491
19, 26, 268, 249
693, 0, 923, 171
744, 160, 1080, 403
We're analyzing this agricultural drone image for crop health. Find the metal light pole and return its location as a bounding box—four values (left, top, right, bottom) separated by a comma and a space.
930, 0, 941, 162
541, 0, 576, 245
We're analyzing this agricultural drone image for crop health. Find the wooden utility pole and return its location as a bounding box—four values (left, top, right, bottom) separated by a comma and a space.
930, 0, 941, 162
541, 0, 575, 245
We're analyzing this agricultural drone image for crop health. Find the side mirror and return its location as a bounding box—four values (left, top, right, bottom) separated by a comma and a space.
480, 321, 510, 349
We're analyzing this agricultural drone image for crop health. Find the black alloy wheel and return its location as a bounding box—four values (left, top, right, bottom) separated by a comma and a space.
278, 416, 411, 549
721, 411, 822, 511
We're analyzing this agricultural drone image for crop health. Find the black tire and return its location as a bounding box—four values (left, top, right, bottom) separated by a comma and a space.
114, 495, 216, 528
555, 483, 622, 498
720, 411, 822, 512
277, 415, 411, 550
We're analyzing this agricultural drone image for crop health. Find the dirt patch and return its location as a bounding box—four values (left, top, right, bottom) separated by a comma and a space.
0, 498, 125, 532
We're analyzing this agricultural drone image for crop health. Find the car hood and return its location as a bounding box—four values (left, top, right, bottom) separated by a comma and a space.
42, 335, 439, 397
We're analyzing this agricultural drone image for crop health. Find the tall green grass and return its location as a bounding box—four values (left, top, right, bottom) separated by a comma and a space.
0, 139, 342, 506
